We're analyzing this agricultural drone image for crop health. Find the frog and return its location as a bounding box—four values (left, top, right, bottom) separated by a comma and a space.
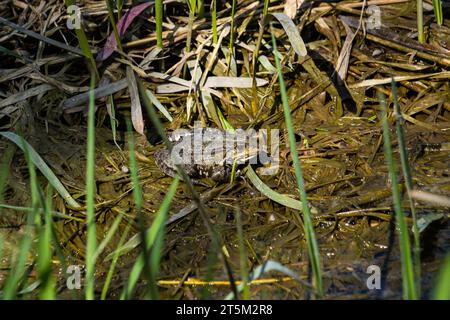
154, 127, 265, 184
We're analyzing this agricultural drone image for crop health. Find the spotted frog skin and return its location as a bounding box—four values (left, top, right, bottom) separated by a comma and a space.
154, 127, 261, 183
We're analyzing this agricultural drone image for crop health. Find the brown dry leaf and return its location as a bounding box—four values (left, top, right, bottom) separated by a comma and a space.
0, 84, 54, 108
349, 71, 450, 88
126, 66, 144, 135
335, 20, 355, 83
284, 0, 304, 19
203, 76, 268, 88
156, 83, 190, 94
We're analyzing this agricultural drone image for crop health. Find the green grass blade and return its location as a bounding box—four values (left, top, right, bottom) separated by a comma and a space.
94, 213, 123, 261
212, 0, 217, 44
1, 213, 35, 299
122, 177, 179, 299
391, 79, 421, 297
379, 91, 417, 300
417, 0, 424, 43
116, 0, 123, 19
246, 166, 308, 211
37, 186, 56, 300
236, 208, 250, 299
85, 74, 98, 300
264, 0, 270, 16
433, 254, 450, 299
0, 132, 81, 208
2, 135, 40, 299
106, 0, 123, 51
125, 116, 151, 298
100, 217, 132, 300
197, 0, 205, 18
107, 95, 121, 150
182, 0, 197, 78
432, 0, 443, 25
155, 0, 163, 48
64, 1, 99, 79
271, 26, 323, 297
0, 204, 81, 221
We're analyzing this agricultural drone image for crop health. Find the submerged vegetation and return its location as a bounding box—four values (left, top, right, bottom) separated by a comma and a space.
0, 0, 449, 300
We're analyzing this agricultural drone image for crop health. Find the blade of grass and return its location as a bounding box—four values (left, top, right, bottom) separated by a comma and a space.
64, 0, 99, 79
1, 211, 36, 299
0, 132, 81, 209
124, 116, 154, 299
94, 213, 123, 261
0, 204, 81, 221
2, 134, 40, 299
85, 73, 98, 300
433, 254, 450, 299
245, 166, 311, 211
106, 0, 123, 52
212, 0, 217, 44
107, 95, 121, 150
148, 207, 166, 299
379, 91, 417, 300
432, 0, 443, 25
391, 79, 421, 297
184, 0, 197, 78
37, 186, 56, 300
198, 0, 205, 18
264, 0, 270, 16
121, 177, 179, 299
186, 0, 197, 54
155, 0, 163, 48
271, 25, 323, 298
100, 216, 132, 300
417, 0, 424, 43
117, 0, 124, 19
236, 208, 250, 299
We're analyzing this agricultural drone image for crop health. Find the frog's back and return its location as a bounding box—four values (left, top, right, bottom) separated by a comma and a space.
154, 127, 261, 182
